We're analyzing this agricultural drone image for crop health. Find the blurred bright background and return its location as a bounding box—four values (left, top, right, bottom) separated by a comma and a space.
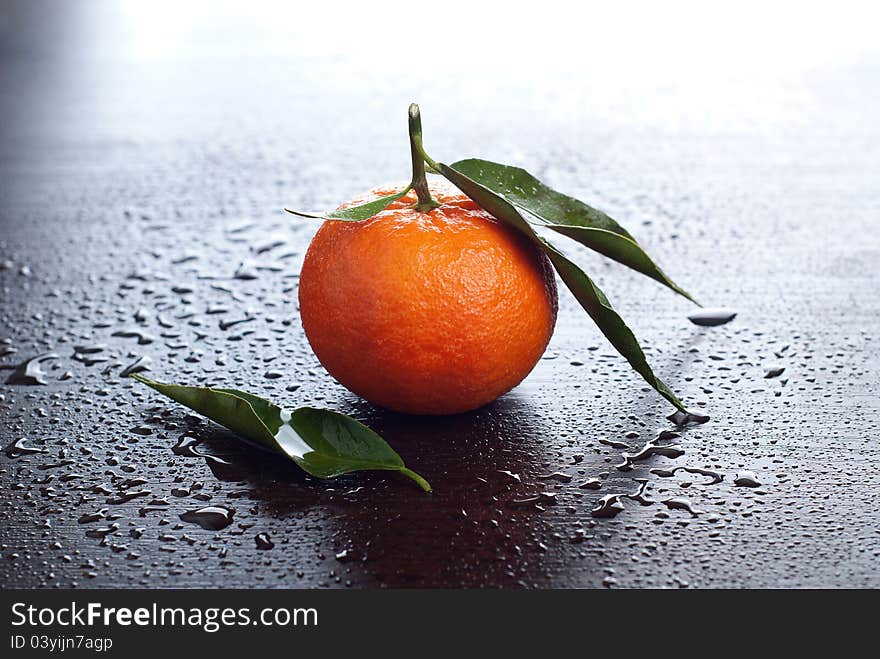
4, 0, 880, 139
2, 0, 879, 212
21, 0, 880, 76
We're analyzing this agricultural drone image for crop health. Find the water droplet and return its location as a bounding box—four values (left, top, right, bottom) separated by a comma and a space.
733, 471, 761, 488
172, 435, 202, 457
179, 506, 235, 530
4, 437, 47, 458
599, 438, 629, 449
78, 510, 107, 524
667, 410, 711, 426
4, 352, 58, 385
616, 431, 684, 470
107, 489, 151, 504
112, 329, 156, 345
72, 350, 109, 366
73, 344, 106, 355
254, 532, 274, 550
687, 307, 737, 326
591, 480, 652, 518
537, 471, 573, 483
650, 466, 724, 485
85, 523, 119, 539
234, 263, 259, 280
662, 497, 705, 515
591, 495, 626, 518
120, 355, 152, 378
219, 316, 255, 331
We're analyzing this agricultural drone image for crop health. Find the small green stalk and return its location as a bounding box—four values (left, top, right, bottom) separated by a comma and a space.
399, 467, 433, 493
408, 103, 441, 213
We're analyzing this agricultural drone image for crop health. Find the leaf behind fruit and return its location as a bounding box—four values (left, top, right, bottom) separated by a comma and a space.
450, 158, 697, 304
438, 163, 687, 412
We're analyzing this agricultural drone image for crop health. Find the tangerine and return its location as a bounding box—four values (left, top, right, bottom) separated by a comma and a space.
298, 180, 558, 415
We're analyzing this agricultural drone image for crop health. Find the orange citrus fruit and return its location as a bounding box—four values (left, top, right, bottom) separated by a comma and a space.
298, 180, 558, 415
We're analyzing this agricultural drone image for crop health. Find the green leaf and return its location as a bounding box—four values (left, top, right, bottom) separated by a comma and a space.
538, 240, 686, 411
449, 158, 697, 304
438, 162, 687, 412
129, 374, 431, 492
284, 186, 411, 222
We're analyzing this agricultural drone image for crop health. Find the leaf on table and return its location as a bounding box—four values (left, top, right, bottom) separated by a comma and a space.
438, 162, 687, 412
450, 158, 697, 304
129, 374, 431, 492
284, 187, 411, 222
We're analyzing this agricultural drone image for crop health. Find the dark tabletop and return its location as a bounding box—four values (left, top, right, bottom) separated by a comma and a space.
2, 2, 879, 588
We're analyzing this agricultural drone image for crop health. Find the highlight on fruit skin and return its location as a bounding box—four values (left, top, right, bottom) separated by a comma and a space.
298, 181, 558, 415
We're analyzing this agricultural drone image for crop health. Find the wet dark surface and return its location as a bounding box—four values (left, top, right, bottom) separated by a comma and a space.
2, 3, 879, 588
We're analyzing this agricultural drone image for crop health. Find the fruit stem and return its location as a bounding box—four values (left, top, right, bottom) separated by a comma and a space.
408, 103, 441, 213
399, 467, 433, 493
